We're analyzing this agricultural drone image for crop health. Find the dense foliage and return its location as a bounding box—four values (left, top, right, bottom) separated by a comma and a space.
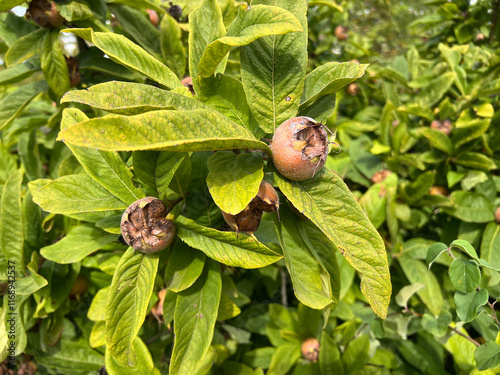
0, 0, 500, 374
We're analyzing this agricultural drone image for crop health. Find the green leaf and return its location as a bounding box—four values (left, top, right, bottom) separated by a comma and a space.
400, 171, 435, 204
41, 29, 70, 99
61, 108, 145, 204
62, 28, 182, 89
421, 310, 452, 337
165, 241, 206, 292
452, 119, 490, 148
267, 342, 301, 375
308, 0, 343, 11
275, 169, 391, 318
343, 335, 370, 373
0, 80, 48, 132
0, 0, 25, 11
160, 13, 186, 79
106, 248, 159, 366
61, 81, 208, 115
454, 289, 488, 323
207, 151, 264, 215
300, 62, 367, 107
105, 337, 161, 375
1, 170, 24, 274
449, 259, 481, 293
0, 60, 39, 86
419, 127, 453, 155
5, 28, 46, 67
398, 256, 443, 315
170, 259, 222, 375
417, 72, 456, 107
41, 225, 118, 264
396, 104, 434, 121
426, 242, 449, 269
197, 74, 259, 133
480, 223, 500, 269
198, 4, 303, 78
319, 331, 343, 375
57, 109, 271, 154
475, 342, 500, 371
450, 239, 479, 260
444, 191, 494, 223
454, 152, 497, 171
88, 287, 109, 321
241, 0, 307, 133
189, 0, 226, 93
29, 175, 128, 214
175, 215, 282, 268
276, 206, 333, 310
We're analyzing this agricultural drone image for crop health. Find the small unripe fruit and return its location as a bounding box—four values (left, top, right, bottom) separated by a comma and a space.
146, 9, 159, 27
495, 207, 500, 224
371, 170, 392, 184
222, 180, 279, 234
429, 186, 448, 196
346, 83, 360, 96
430, 119, 452, 135
301, 338, 320, 362
168, 4, 182, 21
120, 197, 175, 254
181, 76, 195, 95
271, 117, 328, 181
335, 25, 348, 41
476, 33, 485, 42
27, 0, 64, 28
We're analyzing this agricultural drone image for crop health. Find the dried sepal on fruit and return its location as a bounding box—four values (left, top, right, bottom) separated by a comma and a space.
120, 197, 175, 254
301, 337, 320, 362
222, 180, 279, 235
271, 116, 328, 181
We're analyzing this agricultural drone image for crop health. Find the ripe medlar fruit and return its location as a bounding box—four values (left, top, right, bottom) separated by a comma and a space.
222, 180, 279, 235
181, 76, 195, 95
120, 197, 175, 254
346, 82, 360, 96
494, 207, 500, 224
301, 338, 320, 362
27, 0, 64, 28
430, 119, 452, 135
335, 25, 348, 41
371, 170, 392, 184
271, 116, 328, 181
146, 9, 159, 27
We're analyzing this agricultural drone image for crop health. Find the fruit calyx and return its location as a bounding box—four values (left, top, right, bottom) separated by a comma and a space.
120, 197, 175, 254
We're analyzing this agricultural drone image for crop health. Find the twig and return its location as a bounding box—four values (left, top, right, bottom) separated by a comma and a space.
448, 326, 480, 347
491, 0, 499, 44
146, 329, 171, 344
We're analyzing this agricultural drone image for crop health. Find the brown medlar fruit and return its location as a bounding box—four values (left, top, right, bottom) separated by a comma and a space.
430, 119, 452, 135
271, 117, 328, 181
335, 25, 348, 41
27, 0, 64, 28
346, 82, 360, 96
222, 180, 279, 235
120, 197, 175, 254
301, 338, 320, 362
371, 170, 392, 184
181, 76, 195, 95
429, 186, 448, 196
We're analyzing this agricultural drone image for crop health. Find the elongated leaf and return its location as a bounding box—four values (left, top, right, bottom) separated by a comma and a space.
0, 0, 25, 11
105, 337, 161, 375
1, 170, 25, 274
197, 74, 258, 133
241, 0, 307, 133
5, 28, 46, 67
454, 152, 496, 171
165, 241, 206, 292
277, 207, 333, 309
189, 0, 226, 92
444, 191, 494, 223
199, 4, 303, 77
417, 72, 456, 107
170, 259, 221, 375
275, 169, 391, 318
301, 62, 367, 107
0, 60, 39, 85
453, 119, 489, 148
29, 175, 128, 214
480, 223, 500, 268
41, 225, 118, 264
398, 256, 443, 315
419, 127, 453, 155
160, 13, 186, 79
450, 239, 479, 260
207, 151, 263, 215
268, 342, 301, 375
57, 109, 271, 154
319, 331, 343, 375
106, 248, 160, 366
41, 29, 70, 99
175, 215, 282, 268
61, 81, 208, 115
0, 81, 48, 132
61, 108, 145, 204
62, 28, 182, 89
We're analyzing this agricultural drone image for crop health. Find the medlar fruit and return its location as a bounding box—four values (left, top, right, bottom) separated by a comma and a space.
271, 116, 328, 181
222, 180, 279, 235
301, 337, 320, 362
27, 0, 64, 28
120, 197, 175, 254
